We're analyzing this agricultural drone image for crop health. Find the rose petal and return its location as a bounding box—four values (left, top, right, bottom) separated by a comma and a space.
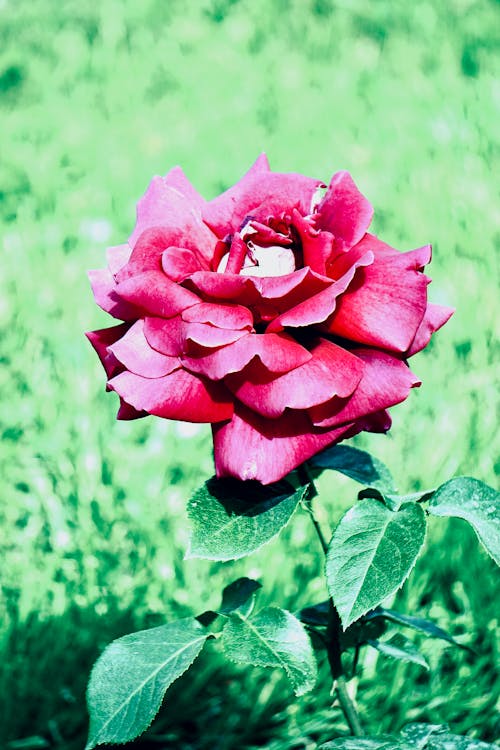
202, 156, 321, 238
181, 302, 253, 330
117, 397, 147, 420
185, 322, 249, 348
106, 244, 132, 275
129, 170, 214, 255
116, 270, 201, 318
108, 320, 181, 378
326, 244, 432, 352
88, 268, 141, 321
316, 171, 373, 252
310, 349, 420, 428
143, 316, 185, 356
161, 246, 208, 282
182, 332, 312, 380
405, 303, 454, 357
86, 323, 131, 378
266, 250, 373, 332
291, 209, 335, 275
226, 338, 364, 418
109, 368, 233, 423
212, 404, 355, 484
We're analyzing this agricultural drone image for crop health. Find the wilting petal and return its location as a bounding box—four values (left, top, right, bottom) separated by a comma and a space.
267, 250, 373, 332
162, 246, 208, 281
405, 303, 454, 357
108, 320, 181, 378
326, 245, 432, 352
109, 368, 233, 423
202, 157, 321, 238
181, 302, 253, 330
182, 332, 311, 380
88, 268, 140, 321
116, 270, 201, 318
129, 171, 214, 255
310, 349, 420, 428
226, 338, 364, 418
86, 323, 130, 378
316, 171, 373, 252
106, 244, 132, 275
212, 404, 355, 484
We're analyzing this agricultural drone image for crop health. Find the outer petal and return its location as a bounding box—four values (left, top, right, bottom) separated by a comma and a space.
88, 268, 140, 321
108, 320, 181, 378
316, 171, 373, 252
106, 244, 132, 275
309, 349, 420, 428
109, 368, 233, 423
226, 338, 364, 418
212, 404, 355, 484
202, 156, 321, 238
181, 302, 253, 330
326, 244, 432, 352
405, 303, 454, 357
182, 332, 312, 380
144, 315, 184, 356
86, 323, 131, 378
161, 246, 208, 281
266, 250, 373, 332
116, 270, 201, 319
117, 397, 147, 421
184, 322, 248, 348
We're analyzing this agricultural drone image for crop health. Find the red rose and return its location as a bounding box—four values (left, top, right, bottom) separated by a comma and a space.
87, 154, 452, 484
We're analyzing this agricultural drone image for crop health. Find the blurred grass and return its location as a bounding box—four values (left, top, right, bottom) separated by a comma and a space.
0, 0, 499, 747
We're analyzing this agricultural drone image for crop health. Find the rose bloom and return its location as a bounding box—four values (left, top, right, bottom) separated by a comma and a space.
87, 155, 452, 484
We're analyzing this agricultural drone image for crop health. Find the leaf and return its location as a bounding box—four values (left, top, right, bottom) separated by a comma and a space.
429, 477, 500, 565
401, 723, 497, 749
86, 619, 209, 749
298, 600, 330, 627
219, 577, 261, 616
310, 445, 396, 493
221, 606, 317, 696
326, 499, 427, 628
318, 739, 404, 750
359, 488, 436, 512
368, 633, 429, 669
366, 607, 470, 650
186, 477, 307, 561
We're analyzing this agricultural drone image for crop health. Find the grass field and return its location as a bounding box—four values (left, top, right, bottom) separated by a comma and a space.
1, 0, 499, 747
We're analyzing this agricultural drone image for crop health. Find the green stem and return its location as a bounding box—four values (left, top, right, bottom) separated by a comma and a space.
301, 464, 364, 737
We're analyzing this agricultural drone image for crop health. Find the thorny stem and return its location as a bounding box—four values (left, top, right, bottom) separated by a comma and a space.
300, 463, 364, 737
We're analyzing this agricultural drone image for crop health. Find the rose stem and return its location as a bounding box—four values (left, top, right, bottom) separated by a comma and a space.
299, 463, 364, 737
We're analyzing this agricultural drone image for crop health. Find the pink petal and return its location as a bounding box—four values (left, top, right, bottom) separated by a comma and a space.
108, 320, 181, 378
212, 404, 356, 484
161, 246, 208, 282
182, 332, 312, 380
266, 250, 373, 333
202, 157, 320, 238
291, 209, 335, 275
129, 171, 213, 255
161, 165, 206, 207
316, 171, 373, 252
184, 322, 249, 348
309, 349, 420, 428
405, 303, 454, 357
86, 323, 131, 378
109, 368, 233, 423
143, 316, 185, 356
117, 397, 147, 420
106, 244, 132, 275
181, 302, 253, 330
226, 338, 364, 418
116, 270, 201, 318
88, 268, 141, 321
326, 244, 432, 352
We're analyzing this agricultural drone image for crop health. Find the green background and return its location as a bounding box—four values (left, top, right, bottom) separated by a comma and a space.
1, 0, 498, 747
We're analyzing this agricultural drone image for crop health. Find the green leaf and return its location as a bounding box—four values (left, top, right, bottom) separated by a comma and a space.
318, 739, 404, 750
401, 723, 497, 749
310, 445, 396, 493
429, 477, 500, 565
221, 606, 317, 696
367, 608, 470, 650
326, 499, 427, 628
219, 577, 261, 616
359, 488, 436, 511
368, 633, 429, 669
86, 618, 209, 749
186, 477, 307, 561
